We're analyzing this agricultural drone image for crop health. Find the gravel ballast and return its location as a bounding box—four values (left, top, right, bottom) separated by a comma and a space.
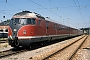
0, 35, 84, 60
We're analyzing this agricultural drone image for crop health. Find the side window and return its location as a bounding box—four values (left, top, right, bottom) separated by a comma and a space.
54, 24, 57, 30
46, 21, 49, 29
27, 18, 31, 24
56, 25, 59, 30
38, 20, 41, 26
27, 18, 36, 25
31, 18, 36, 24
59, 26, 61, 30
62, 26, 65, 30
57, 25, 59, 30
61, 26, 63, 30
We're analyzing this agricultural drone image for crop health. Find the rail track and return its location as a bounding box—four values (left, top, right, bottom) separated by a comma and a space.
23, 35, 87, 60
43, 35, 88, 60
0, 48, 27, 59
0, 35, 87, 60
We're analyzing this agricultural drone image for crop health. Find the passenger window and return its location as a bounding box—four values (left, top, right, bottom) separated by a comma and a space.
60, 26, 63, 30
54, 24, 57, 30
57, 25, 59, 30
38, 20, 41, 26
59, 26, 61, 30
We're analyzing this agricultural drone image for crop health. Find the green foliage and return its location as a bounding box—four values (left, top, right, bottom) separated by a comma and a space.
6, 19, 10, 23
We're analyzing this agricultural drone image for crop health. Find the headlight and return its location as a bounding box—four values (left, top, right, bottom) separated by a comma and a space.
14, 29, 17, 31
23, 30, 26, 34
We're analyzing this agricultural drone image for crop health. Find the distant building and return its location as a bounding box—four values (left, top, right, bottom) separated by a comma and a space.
0, 19, 10, 25
80, 28, 90, 34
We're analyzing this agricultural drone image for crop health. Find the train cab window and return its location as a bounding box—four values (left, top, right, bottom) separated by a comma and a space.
20, 18, 27, 25
10, 18, 20, 24
27, 18, 36, 25
27, 18, 32, 24
14, 18, 20, 24
38, 20, 41, 26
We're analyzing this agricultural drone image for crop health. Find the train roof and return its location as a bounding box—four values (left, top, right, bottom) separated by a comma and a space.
13, 11, 45, 20
14, 11, 32, 15
0, 26, 8, 30
13, 11, 64, 24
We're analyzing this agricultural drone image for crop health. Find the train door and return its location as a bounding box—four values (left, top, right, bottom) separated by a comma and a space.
54, 24, 57, 35
46, 21, 49, 35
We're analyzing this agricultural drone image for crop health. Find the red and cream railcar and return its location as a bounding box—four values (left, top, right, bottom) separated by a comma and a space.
8, 11, 82, 47
0, 25, 8, 38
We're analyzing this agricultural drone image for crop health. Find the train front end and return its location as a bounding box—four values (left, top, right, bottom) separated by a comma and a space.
8, 20, 21, 47
8, 11, 36, 47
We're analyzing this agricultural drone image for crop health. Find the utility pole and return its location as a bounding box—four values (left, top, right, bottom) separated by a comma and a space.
6, 0, 7, 3
89, 16, 90, 34
67, 17, 70, 36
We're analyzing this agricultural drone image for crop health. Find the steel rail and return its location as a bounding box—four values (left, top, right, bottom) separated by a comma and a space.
43, 35, 88, 60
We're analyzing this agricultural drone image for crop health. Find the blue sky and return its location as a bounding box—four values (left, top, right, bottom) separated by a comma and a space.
0, 0, 90, 29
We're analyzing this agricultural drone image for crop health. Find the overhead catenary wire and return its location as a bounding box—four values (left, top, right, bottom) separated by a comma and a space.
0, 0, 24, 21
76, 0, 85, 22
0, 0, 89, 13
48, 0, 64, 24
0, 0, 60, 24
0, 0, 89, 28
0, 0, 23, 11
73, 0, 84, 21
49, 0, 58, 10
77, 0, 80, 8
28, 0, 60, 17
48, 0, 61, 24
0, 0, 90, 16
0, 0, 59, 21
28, 0, 66, 24
49, 0, 52, 10
73, 0, 85, 28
